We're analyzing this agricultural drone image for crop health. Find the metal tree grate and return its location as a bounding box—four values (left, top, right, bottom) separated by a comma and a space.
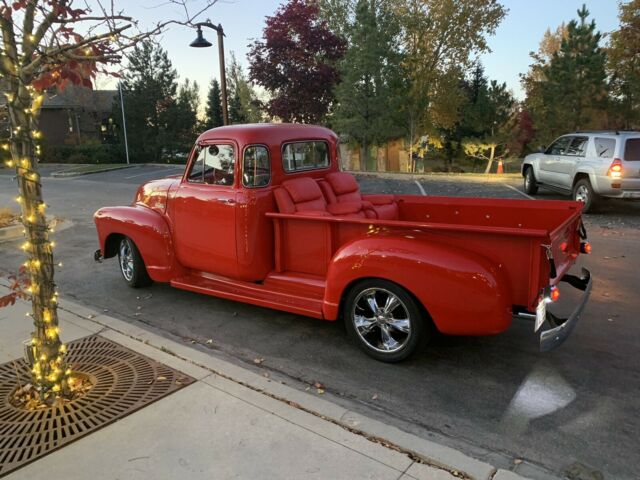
0, 334, 194, 477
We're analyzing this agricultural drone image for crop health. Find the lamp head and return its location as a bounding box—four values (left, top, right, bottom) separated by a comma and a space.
190, 26, 212, 48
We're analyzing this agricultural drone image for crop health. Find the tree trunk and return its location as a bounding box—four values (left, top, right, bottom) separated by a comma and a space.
484, 145, 496, 174
7, 84, 69, 398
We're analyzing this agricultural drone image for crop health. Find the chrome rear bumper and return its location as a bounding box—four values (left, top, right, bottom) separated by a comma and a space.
539, 268, 592, 352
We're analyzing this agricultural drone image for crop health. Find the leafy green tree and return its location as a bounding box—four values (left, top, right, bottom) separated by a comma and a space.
608, 0, 640, 129
523, 5, 608, 145
333, 0, 404, 169
205, 78, 224, 129
117, 41, 178, 162
394, 0, 507, 170
317, 0, 355, 39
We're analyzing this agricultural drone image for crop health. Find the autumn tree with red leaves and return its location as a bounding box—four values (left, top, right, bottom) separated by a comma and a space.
248, 0, 346, 123
0, 0, 217, 402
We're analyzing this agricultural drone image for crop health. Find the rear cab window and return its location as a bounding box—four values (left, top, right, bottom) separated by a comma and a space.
595, 138, 616, 158
282, 141, 329, 172
623, 138, 640, 161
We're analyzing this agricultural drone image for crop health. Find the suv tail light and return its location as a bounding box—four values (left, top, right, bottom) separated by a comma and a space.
607, 158, 623, 178
580, 241, 591, 254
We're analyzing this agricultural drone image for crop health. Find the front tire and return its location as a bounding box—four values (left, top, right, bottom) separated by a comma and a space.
343, 279, 429, 362
118, 237, 153, 288
573, 179, 597, 213
523, 167, 539, 195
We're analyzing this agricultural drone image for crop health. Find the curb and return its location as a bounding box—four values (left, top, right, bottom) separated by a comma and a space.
0, 218, 72, 243
350, 171, 522, 181
51, 164, 137, 177
56, 297, 536, 480
0, 224, 22, 242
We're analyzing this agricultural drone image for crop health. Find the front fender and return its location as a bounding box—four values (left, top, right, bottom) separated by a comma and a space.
323, 236, 512, 335
94, 205, 175, 282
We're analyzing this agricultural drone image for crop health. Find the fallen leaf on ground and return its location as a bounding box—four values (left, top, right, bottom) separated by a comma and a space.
317, 388, 325, 394
205, 339, 213, 345
87, 314, 96, 319
156, 376, 167, 381
313, 381, 324, 389
253, 357, 264, 365
372, 394, 378, 400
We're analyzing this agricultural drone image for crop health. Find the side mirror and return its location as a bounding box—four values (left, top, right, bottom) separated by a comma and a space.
538, 145, 546, 153
208, 145, 219, 156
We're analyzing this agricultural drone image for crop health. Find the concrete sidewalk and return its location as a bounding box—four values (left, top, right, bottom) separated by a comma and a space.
0, 295, 530, 480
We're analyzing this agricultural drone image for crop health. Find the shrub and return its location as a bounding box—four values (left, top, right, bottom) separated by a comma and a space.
41, 144, 127, 164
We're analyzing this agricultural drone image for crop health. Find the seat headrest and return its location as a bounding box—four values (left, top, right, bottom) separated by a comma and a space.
326, 172, 359, 195
282, 177, 324, 203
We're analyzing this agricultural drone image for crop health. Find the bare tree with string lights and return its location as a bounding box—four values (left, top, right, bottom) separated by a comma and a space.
0, 0, 218, 404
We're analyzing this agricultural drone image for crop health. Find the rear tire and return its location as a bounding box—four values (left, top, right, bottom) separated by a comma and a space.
343, 279, 429, 362
118, 237, 153, 288
524, 167, 539, 195
573, 179, 597, 213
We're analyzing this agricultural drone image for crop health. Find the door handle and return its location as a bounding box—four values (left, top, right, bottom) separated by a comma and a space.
218, 198, 236, 205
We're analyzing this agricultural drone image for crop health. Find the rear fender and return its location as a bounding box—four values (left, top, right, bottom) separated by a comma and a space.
94, 206, 175, 282
323, 236, 512, 335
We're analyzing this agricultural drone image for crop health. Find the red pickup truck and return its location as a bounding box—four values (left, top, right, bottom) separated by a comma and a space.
94, 124, 592, 362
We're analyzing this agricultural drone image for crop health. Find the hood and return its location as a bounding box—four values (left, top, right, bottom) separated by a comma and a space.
134, 177, 179, 214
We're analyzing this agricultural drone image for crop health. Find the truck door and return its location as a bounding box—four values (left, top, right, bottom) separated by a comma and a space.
172, 143, 238, 278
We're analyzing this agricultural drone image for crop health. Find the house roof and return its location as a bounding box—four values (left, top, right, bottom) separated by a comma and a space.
42, 86, 117, 112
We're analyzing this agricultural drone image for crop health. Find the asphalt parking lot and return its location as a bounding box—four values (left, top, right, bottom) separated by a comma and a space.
1, 166, 639, 480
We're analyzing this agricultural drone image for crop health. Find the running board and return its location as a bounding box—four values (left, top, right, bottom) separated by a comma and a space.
171, 272, 325, 319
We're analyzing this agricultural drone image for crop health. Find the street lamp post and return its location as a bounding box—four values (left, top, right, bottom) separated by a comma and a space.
190, 22, 229, 126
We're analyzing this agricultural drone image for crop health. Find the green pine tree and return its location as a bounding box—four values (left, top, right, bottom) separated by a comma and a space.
333, 0, 404, 170
226, 52, 261, 123
116, 40, 178, 162
205, 78, 224, 129
173, 79, 200, 153
525, 5, 608, 144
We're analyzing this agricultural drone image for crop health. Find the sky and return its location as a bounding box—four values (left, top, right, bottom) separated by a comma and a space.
99, 0, 621, 102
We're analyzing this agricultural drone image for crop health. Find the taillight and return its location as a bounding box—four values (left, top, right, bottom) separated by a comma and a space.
608, 158, 623, 178
580, 242, 591, 254
542, 285, 560, 303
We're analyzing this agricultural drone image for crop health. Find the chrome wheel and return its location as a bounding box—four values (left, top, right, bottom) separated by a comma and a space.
574, 184, 589, 203
351, 288, 411, 353
119, 239, 134, 282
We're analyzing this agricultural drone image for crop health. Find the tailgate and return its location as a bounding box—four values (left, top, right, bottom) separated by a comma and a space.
547, 210, 586, 286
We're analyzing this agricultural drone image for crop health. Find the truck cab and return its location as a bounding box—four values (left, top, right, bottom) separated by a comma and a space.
95, 124, 592, 362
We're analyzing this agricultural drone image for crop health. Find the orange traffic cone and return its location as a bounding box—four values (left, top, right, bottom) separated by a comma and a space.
497, 160, 504, 174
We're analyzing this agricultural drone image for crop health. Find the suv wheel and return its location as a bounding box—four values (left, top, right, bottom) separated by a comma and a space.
524, 167, 539, 195
573, 179, 597, 213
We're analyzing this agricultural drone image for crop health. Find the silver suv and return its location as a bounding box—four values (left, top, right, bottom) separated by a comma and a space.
521, 131, 640, 212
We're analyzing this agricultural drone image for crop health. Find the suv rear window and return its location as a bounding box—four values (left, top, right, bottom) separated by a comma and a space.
624, 138, 640, 161
595, 138, 616, 158
282, 141, 329, 172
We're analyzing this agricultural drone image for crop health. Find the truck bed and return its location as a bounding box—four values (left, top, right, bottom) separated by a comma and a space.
267, 195, 584, 313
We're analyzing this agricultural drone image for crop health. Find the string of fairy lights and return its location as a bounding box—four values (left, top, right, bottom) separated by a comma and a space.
3, 84, 71, 396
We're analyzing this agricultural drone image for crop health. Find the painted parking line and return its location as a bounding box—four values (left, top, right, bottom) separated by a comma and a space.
503, 183, 534, 200
414, 180, 426, 196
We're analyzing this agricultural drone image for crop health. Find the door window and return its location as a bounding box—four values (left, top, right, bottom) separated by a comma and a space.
243, 145, 271, 188
566, 136, 588, 157
282, 141, 329, 172
187, 144, 235, 186
546, 137, 571, 155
